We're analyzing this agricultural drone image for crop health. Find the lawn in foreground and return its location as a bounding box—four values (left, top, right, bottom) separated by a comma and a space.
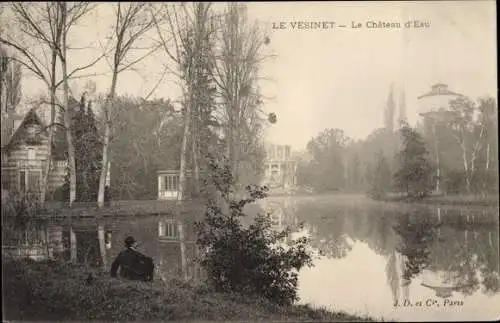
2, 258, 376, 322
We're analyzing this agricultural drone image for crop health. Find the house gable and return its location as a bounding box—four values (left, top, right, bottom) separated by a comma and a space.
3, 107, 70, 161
4, 108, 48, 151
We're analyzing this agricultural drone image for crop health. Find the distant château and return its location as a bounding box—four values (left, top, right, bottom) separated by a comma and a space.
262, 143, 299, 194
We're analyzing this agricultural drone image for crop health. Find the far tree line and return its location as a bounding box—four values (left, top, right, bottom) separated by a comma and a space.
296, 91, 498, 199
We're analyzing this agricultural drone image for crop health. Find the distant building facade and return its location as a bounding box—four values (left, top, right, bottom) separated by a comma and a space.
262, 143, 298, 192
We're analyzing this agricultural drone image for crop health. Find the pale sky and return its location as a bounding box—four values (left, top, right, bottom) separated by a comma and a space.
11, 1, 498, 150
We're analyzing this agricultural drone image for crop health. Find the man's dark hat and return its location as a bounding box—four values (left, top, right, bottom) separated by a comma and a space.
124, 236, 136, 247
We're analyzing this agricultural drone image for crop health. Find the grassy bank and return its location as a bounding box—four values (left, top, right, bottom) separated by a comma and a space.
2, 258, 375, 322
1, 199, 207, 219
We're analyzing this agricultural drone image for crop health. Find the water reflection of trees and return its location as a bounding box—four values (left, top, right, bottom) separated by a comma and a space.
291, 204, 355, 259
2, 216, 202, 282
427, 211, 499, 296
293, 202, 499, 297
293, 203, 399, 259
2, 217, 109, 267
3, 203, 497, 296
479, 230, 500, 295
393, 210, 439, 280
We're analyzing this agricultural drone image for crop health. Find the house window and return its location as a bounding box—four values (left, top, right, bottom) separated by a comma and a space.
1, 173, 10, 189
18, 170, 41, 192
158, 219, 179, 239
277, 146, 283, 159
26, 125, 37, 140
164, 175, 179, 191
27, 148, 36, 160
28, 170, 41, 191
271, 170, 279, 182
285, 146, 291, 159
269, 146, 275, 159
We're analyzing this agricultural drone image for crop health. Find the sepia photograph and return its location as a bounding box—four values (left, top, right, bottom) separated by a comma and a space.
1, 1, 498, 322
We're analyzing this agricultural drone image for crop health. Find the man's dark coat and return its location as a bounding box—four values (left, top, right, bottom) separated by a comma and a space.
110, 247, 154, 281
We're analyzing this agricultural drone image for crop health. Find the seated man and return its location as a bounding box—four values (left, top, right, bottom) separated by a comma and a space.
110, 236, 154, 281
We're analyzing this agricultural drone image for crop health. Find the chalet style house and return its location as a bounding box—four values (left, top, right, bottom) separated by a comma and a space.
1, 100, 110, 201
1, 108, 68, 200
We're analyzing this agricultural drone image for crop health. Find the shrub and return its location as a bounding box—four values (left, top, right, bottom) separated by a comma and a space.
195, 154, 313, 306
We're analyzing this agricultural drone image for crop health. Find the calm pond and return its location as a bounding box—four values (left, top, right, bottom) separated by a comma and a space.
2, 195, 499, 321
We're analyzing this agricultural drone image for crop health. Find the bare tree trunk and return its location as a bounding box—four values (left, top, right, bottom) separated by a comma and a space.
232, 121, 241, 187
62, 90, 76, 204
228, 107, 235, 176
470, 152, 477, 194
458, 140, 471, 194
191, 4, 203, 197
180, 97, 193, 205
191, 125, 200, 196
40, 50, 58, 206
40, 120, 54, 205
177, 97, 191, 204
0, 54, 4, 113
97, 72, 117, 208
231, 99, 241, 188
483, 143, 490, 193
469, 128, 483, 195
0, 78, 3, 114
462, 149, 470, 193
60, 7, 77, 206
178, 220, 188, 281
485, 143, 490, 171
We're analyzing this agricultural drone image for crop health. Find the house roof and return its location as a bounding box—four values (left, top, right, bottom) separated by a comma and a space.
2, 108, 46, 149
1, 107, 69, 160
1, 112, 23, 148
2, 96, 83, 157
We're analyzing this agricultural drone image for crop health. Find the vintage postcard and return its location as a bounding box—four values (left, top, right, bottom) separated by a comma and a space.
1, 1, 498, 322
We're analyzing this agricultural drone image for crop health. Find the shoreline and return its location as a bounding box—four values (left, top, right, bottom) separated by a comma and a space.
1, 199, 206, 219
2, 193, 497, 220
378, 194, 499, 207
2, 258, 377, 322
269, 192, 499, 207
